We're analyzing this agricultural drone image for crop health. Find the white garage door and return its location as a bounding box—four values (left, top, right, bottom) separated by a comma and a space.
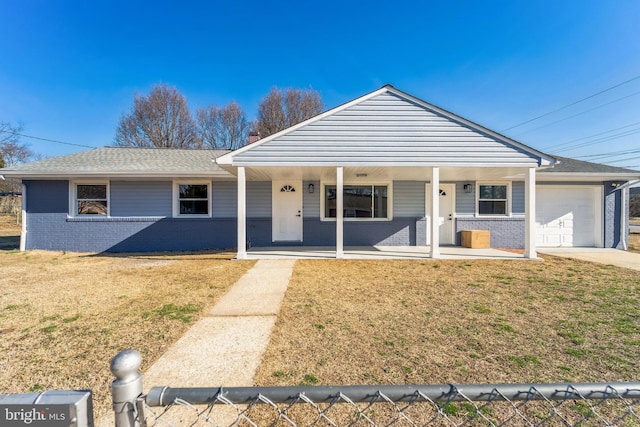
536, 186, 602, 247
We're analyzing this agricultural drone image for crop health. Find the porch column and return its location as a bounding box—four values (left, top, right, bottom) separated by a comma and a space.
336, 166, 344, 259
524, 167, 537, 259
237, 166, 247, 260
430, 167, 440, 258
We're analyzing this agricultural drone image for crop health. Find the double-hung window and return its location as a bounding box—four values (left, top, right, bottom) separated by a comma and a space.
477, 183, 509, 216
324, 184, 390, 220
174, 182, 211, 216
74, 183, 109, 216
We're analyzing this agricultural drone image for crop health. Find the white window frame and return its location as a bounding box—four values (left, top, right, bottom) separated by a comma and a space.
70, 181, 110, 217
320, 182, 393, 221
172, 181, 212, 217
476, 182, 511, 217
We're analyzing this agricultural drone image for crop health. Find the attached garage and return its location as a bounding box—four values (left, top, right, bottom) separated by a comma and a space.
536, 186, 602, 247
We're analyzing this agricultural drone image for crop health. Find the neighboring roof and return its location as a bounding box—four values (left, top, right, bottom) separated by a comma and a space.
0, 147, 232, 179
539, 156, 640, 178
217, 84, 557, 168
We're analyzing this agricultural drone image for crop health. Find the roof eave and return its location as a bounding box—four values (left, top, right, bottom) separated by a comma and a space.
0, 171, 234, 180
382, 86, 557, 167
537, 172, 640, 181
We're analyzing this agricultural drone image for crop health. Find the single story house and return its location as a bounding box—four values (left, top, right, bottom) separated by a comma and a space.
1, 85, 638, 258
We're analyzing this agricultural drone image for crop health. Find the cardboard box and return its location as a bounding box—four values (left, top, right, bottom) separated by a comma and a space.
461, 230, 490, 248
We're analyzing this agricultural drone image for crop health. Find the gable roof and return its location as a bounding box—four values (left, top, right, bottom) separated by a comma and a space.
0, 147, 231, 179
217, 85, 556, 168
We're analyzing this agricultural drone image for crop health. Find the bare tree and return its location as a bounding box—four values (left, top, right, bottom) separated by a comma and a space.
114, 84, 201, 148
196, 101, 249, 150
1, 121, 33, 167
0, 121, 34, 193
254, 87, 323, 138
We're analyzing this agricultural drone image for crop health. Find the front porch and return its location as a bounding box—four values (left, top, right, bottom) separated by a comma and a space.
244, 245, 530, 260
215, 85, 556, 261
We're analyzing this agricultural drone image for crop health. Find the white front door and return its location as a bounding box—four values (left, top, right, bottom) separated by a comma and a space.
272, 181, 303, 242
426, 183, 455, 245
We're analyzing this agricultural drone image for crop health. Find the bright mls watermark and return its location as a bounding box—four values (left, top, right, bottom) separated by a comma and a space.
2, 405, 69, 426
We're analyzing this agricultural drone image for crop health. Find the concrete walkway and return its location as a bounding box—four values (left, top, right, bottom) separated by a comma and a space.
539, 248, 640, 271
142, 259, 295, 388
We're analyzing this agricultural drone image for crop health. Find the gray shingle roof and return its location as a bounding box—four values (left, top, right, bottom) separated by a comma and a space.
540, 156, 640, 175
0, 147, 231, 177
2, 147, 638, 180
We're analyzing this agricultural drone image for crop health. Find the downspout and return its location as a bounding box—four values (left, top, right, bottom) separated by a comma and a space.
614, 179, 640, 250
20, 182, 26, 251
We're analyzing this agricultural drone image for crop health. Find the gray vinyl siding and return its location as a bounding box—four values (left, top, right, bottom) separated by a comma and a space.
110, 181, 172, 217
394, 181, 425, 216
247, 181, 271, 217
456, 182, 475, 215
512, 181, 525, 214
212, 181, 236, 218
212, 181, 271, 218
303, 180, 320, 217
232, 92, 541, 167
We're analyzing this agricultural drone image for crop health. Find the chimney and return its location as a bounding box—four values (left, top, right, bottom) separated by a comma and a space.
248, 132, 260, 144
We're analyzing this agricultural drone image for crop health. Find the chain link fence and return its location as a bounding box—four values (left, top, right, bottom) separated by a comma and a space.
0, 195, 21, 217
136, 383, 640, 426
110, 349, 640, 427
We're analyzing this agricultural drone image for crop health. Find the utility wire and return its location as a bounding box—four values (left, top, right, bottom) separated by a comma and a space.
576, 148, 640, 160
540, 120, 640, 151
552, 127, 640, 154
501, 74, 640, 132
512, 90, 640, 138
601, 154, 640, 164
0, 130, 94, 148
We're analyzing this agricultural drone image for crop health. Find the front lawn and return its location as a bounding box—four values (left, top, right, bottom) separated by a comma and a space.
255, 258, 640, 388
2, 214, 640, 422
629, 232, 640, 253
0, 240, 254, 418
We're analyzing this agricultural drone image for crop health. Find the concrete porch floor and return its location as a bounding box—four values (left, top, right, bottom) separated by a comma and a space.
245, 246, 528, 260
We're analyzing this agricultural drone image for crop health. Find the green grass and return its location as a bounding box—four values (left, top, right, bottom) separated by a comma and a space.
301, 373, 319, 385
62, 314, 81, 323
558, 331, 585, 345
143, 303, 202, 323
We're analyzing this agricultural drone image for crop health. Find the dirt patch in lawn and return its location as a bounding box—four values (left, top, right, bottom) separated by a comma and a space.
0, 248, 254, 418
255, 258, 640, 389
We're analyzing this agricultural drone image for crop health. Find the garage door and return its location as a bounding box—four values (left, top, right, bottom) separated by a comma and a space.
536, 186, 602, 247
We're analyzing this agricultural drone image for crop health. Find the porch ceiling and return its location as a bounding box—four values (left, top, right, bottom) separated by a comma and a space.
243, 166, 537, 182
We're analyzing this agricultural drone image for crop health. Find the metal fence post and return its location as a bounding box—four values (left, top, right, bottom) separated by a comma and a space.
110, 349, 143, 427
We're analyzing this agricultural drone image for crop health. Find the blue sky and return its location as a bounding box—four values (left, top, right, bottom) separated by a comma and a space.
1, 0, 639, 169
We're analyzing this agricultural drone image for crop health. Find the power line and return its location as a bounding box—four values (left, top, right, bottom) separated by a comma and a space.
501, 74, 640, 132
551, 127, 640, 154
539, 120, 640, 151
512, 90, 640, 138
0, 130, 94, 148
601, 154, 640, 164
576, 148, 640, 160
